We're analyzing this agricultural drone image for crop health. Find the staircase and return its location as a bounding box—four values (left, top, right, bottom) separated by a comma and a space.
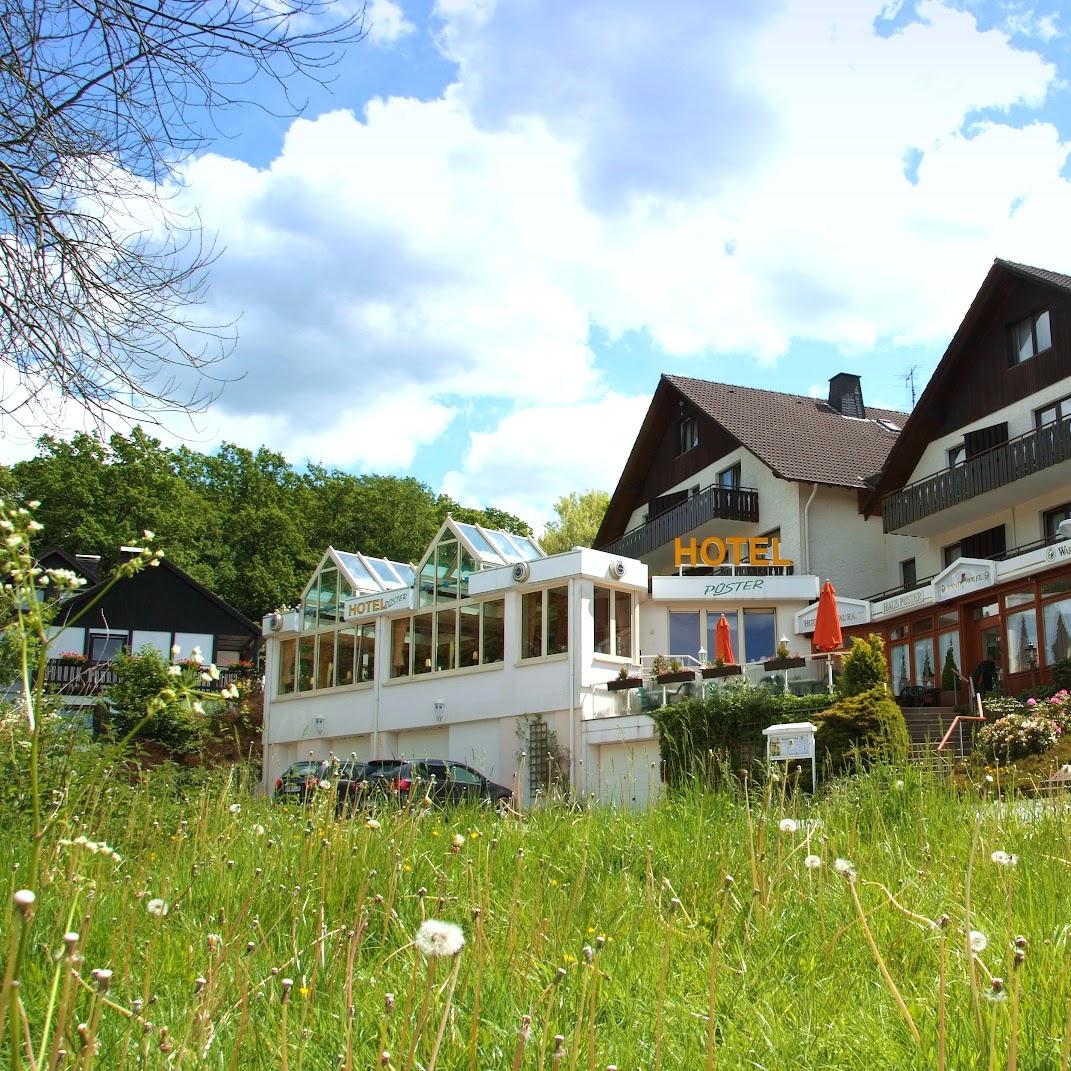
901, 707, 971, 763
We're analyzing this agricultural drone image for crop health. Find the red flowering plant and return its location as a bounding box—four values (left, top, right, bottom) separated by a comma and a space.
1025, 689, 1071, 732
55, 651, 87, 664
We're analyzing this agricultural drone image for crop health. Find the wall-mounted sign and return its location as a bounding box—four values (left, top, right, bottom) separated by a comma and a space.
674, 536, 794, 569
933, 558, 994, 603
763, 721, 817, 788
794, 597, 871, 635
871, 585, 935, 619
651, 574, 819, 602
343, 588, 413, 621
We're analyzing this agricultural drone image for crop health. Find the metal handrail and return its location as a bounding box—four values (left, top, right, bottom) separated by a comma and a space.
936, 694, 985, 753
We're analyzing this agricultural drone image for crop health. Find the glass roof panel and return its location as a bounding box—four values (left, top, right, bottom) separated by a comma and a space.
334, 551, 377, 588
485, 529, 526, 563
454, 522, 502, 561
515, 537, 544, 561
392, 562, 416, 585
367, 557, 402, 585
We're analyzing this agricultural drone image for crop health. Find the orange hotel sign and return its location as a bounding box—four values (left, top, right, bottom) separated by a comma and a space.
673, 536, 794, 569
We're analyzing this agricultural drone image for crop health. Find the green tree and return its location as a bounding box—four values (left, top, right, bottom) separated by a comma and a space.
838, 634, 890, 698
941, 645, 959, 692
540, 490, 610, 555
815, 685, 909, 773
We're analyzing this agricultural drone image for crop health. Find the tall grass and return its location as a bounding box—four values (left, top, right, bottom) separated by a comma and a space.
4, 758, 1071, 1069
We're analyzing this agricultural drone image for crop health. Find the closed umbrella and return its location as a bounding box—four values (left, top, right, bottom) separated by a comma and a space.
813, 580, 843, 689
714, 614, 735, 664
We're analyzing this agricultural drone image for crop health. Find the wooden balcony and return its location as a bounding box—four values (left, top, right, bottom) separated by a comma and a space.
599, 483, 760, 560
43, 659, 249, 696
882, 417, 1071, 533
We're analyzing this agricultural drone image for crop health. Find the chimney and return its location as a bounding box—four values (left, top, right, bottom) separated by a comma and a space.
828, 373, 865, 418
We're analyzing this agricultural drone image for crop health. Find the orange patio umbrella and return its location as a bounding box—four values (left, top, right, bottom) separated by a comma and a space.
714, 614, 736, 664
813, 580, 843, 652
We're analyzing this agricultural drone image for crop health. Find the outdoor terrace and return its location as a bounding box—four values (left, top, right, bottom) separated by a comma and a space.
43, 659, 250, 696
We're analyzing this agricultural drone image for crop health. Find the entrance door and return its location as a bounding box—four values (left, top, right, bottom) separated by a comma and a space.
965, 600, 1002, 693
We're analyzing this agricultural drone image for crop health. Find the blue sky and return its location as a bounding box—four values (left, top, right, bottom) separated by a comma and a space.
8, 0, 1071, 529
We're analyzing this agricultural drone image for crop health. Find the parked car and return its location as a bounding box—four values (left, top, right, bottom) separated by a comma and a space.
337, 758, 513, 813
273, 759, 333, 803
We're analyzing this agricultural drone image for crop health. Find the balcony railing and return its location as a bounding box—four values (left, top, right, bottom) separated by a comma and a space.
599, 483, 760, 559
43, 659, 249, 696
882, 417, 1071, 533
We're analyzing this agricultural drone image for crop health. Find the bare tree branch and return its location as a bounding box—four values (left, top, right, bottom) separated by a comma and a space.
0, 0, 365, 430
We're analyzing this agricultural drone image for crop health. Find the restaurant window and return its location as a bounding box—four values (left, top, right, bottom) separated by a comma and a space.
335, 628, 356, 686
889, 642, 910, 694
483, 600, 505, 663
1043, 597, 1071, 664
436, 608, 457, 671
938, 630, 961, 689
550, 587, 569, 655
1005, 609, 1039, 675
277, 637, 296, 695
973, 602, 1000, 620
521, 592, 543, 659
613, 590, 631, 658
357, 623, 376, 683
1036, 394, 1071, 428
743, 608, 776, 662
391, 618, 410, 678
297, 636, 315, 692
677, 415, 698, 456
315, 633, 333, 689
1009, 309, 1052, 364
1044, 503, 1071, 543
1042, 577, 1071, 598
1004, 589, 1034, 610
705, 610, 739, 664
947, 444, 965, 469
391, 599, 505, 676
593, 586, 633, 658
594, 585, 611, 655
460, 604, 480, 667
900, 558, 917, 588
912, 635, 935, 686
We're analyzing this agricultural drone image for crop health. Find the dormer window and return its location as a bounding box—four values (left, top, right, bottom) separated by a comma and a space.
1009, 309, 1052, 364
677, 415, 698, 455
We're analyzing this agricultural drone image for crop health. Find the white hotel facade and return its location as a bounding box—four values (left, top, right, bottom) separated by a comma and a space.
261, 258, 1071, 805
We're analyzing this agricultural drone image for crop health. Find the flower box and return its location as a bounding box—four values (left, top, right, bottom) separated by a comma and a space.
762, 656, 806, 672
607, 676, 643, 692
655, 670, 695, 685
702, 665, 742, 679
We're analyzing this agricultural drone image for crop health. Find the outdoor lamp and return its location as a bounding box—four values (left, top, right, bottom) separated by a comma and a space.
1027, 642, 1038, 670
698, 645, 707, 664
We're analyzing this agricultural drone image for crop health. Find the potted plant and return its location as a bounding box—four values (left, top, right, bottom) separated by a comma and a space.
763, 638, 806, 672
702, 657, 742, 679
655, 656, 694, 685
55, 651, 88, 665
607, 665, 643, 691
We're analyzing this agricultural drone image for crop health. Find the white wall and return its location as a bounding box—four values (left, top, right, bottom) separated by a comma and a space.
132, 630, 171, 657
47, 627, 85, 658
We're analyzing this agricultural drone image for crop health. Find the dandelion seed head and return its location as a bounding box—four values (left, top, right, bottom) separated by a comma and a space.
414, 919, 465, 958
834, 858, 855, 876
778, 818, 798, 833
991, 850, 1018, 867
970, 930, 988, 953
804, 854, 822, 870
146, 898, 168, 918
229, 803, 241, 814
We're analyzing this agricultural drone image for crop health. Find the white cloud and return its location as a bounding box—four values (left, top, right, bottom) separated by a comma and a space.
13, 0, 1067, 524
366, 0, 415, 45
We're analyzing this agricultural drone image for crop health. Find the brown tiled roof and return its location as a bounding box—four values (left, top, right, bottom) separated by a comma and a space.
664, 374, 906, 489
996, 259, 1071, 292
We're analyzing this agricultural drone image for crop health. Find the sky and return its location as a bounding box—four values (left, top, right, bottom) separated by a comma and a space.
5, 0, 1071, 531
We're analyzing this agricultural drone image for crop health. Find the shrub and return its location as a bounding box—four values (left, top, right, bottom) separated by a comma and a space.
976, 714, 1060, 764
1054, 659, 1071, 692
1024, 689, 1071, 732
101, 649, 209, 752
815, 684, 909, 772
838, 635, 889, 698
982, 695, 1025, 719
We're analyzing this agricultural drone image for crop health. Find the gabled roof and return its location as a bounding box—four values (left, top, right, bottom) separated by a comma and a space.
413, 518, 544, 575
863, 257, 1071, 513
596, 373, 905, 547
664, 374, 905, 489
303, 547, 415, 600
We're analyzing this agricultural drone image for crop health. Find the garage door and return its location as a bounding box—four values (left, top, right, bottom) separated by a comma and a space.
597, 741, 663, 808
396, 727, 450, 761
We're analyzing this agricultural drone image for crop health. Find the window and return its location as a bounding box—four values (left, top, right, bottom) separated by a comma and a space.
1044, 503, 1071, 543
963, 422, 1008, 459
945, 524, 1006, 564
913, 636, 935, 685
718, 463, 741, 488
669, 611, 700, 660
942, 542, 961, 568
1005, 609, 1039, 674
900, 558, 917, 588
315, 633, 333, 689
278, 638, 296, 695
297, 636, 315, 691
594, 585, 633, 658
742, 609, 776, 662
947, 444, 964, 469
705, 610, 739, 663
1036, 394, 1071, 428
520, 587, 568, 661
1009, 309, 1052, 364
677, 416, 698, 455
448, 763, 483, 786
89, 632, 126, 661
889, 642, 909, 693
1043, 597, 1071, 664
337, 626, 357, 686
390, 598, 505, 676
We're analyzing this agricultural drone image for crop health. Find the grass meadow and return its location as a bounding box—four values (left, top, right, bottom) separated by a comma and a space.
4, 759, 1071, 1070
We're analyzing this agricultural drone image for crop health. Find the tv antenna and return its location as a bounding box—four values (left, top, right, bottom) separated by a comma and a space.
900, 365, 919, 410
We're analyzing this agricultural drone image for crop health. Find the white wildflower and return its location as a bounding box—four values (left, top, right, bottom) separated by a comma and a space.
804, 855, 822, 870
894, 780, 905, 791
143, 530, 155, 540
991, 851, 1018, 867
834, 858, 855, 877
190, 645, 203, 664
167, 665, 182, 676
171, 644, 181, 659
365, 818, 381, 830
253, 824, 266, 836
414, 919, 465, 958
451, 833, 465, 848
229, 803, 241, 814
200, 671, 212, 683
984, 774, 994, 784
969, 930, 988, 953
208, 664, 220, 681
319, 780, 331, 790
192, 702, 205, 716
778, 818, 798, 833
146, 898, 168, 918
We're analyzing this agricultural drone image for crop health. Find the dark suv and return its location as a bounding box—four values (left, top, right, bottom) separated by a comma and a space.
273, 759, 333, 803
337, 759, 512, 813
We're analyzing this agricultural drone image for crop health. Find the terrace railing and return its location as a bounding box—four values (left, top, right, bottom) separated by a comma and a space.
882, 416, 1071, 533
600, 483, 760, 559
43, 659, 248, 696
